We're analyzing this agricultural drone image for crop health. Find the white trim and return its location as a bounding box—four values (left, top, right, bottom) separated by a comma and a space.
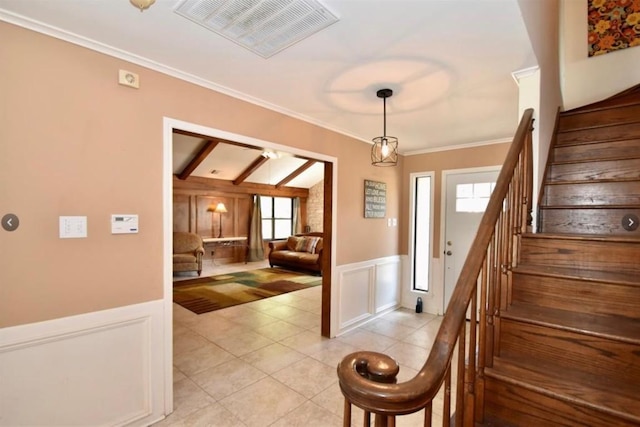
0, 9, 368, 146
512, 65, 541, 85
403, 137, 512, 157
162, 119, 175, 415
334, 255, 401, 335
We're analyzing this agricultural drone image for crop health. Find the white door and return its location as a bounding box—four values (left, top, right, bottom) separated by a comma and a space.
443, 169, 499, 311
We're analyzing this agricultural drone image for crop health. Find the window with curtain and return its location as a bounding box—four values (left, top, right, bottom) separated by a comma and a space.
260, 196, 293, 239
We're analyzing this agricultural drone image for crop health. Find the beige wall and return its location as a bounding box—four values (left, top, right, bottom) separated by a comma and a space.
560, 0, 640, 110
0, 22, 402, 327
401, 142, 511, 257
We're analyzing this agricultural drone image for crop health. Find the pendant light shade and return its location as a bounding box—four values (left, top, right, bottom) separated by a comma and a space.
130, 0, 155, 11
371, 88, 398, 166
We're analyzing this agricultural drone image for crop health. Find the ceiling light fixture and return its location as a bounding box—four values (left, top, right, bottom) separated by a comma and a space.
130, 0, 155, 11
371, 88, 398, 167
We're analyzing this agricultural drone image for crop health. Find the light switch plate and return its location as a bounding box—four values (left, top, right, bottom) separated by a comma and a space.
59, 216, 87, 238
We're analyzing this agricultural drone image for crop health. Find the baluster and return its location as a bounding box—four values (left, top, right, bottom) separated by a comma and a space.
343, 399, 352, 427
444, 366, 452, 427
424, 402, 432, 427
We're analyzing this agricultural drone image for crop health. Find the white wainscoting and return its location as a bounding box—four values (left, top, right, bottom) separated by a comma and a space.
336, 256, 401, 335
0, 300, 166, 427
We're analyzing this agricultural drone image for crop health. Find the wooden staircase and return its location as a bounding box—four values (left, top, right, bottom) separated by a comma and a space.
481, 86, 640, 426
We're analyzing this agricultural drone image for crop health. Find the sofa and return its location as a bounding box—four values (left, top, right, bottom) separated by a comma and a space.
173, 232, 205, 275
268, 232, 323, 275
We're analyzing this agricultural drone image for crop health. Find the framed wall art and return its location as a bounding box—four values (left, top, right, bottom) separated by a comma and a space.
364, 180, 386, 218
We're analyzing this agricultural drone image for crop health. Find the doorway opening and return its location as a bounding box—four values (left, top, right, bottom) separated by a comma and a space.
162, 117, 337, 411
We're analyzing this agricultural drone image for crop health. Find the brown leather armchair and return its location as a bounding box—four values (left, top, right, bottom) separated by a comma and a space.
173, 232, 205, 275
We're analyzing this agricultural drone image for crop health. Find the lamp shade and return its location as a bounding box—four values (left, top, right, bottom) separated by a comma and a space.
130, 0, 155, 11
213, 202, 227, 214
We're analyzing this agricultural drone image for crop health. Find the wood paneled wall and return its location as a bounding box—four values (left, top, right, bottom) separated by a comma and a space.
173, 175, 309, 262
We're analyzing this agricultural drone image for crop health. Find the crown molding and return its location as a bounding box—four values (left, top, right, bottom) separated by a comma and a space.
403, 136, 513, 157
0, 9, 369, 145
511, 65, 540, 85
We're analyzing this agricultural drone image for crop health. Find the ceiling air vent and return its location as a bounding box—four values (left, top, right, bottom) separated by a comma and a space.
174, 0, 339, 58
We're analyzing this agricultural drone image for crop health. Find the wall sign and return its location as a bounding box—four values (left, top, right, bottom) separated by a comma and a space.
364, 180, 386, 218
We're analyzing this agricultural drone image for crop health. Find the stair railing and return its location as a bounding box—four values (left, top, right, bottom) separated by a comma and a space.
338, 108, 534, 427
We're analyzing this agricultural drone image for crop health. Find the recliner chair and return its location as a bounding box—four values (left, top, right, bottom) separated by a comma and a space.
173, 232, 204, 276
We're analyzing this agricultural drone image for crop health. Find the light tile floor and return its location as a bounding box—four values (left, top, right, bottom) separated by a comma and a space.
159, 260, 444, 426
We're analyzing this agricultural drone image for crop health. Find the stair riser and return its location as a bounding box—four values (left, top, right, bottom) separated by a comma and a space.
483, 378, 637, 427
548, 158, 640, 182
539, 208, 640, 235
543, 181, 640, 207
552, 139, 640, 163
556, 122, 640, 146
520, 237, 640, 274
558, 104, 640, 132
499, 320, 640, 382
512, 272, 640, 318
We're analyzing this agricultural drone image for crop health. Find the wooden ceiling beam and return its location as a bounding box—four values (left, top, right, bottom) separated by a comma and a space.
233, 155, 269, 186
173, 129, 261, 151
276, 160, 316, 188
174, 175, 308, 198
177, 139, 219, 180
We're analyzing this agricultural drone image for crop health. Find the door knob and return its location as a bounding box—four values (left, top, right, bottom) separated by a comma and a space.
445, 250, 452, 256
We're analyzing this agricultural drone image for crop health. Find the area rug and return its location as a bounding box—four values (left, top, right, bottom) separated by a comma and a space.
173, 268, 321, 314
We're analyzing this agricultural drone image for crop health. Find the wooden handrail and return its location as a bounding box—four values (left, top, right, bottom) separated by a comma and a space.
338, 109, 535, 426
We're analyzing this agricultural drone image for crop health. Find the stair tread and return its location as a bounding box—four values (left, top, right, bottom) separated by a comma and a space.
485, 357, 640, 423
551, 155, 640, 166
523, 232, 640, 243
539, 204, 640, 209
555, 137, 640, 148
544, 177, 640, 185
513, 264, 640, 286
503, 303, 640, 344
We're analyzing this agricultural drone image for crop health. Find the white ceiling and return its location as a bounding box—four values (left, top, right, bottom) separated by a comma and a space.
0, 0, 537, 187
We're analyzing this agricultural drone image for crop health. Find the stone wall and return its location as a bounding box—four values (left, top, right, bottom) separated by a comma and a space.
306, 180, 324, 232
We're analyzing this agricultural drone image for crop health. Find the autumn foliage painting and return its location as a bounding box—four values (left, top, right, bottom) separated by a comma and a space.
588, 0, 640, 56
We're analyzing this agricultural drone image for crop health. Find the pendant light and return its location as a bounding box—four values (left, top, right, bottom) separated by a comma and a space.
371, 88, 398, 166
130, 0, 155, 11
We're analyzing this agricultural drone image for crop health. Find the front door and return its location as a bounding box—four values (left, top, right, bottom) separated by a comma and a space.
443, 169, 499, 312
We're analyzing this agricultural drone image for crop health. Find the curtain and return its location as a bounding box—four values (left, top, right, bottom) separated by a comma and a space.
247, 194, 265, 262
292, 196, 303, 235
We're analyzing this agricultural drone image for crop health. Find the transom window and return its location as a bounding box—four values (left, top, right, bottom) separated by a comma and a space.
456, 182, 496, 213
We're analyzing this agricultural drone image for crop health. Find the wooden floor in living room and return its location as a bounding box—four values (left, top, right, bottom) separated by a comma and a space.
162, 260, 444, 426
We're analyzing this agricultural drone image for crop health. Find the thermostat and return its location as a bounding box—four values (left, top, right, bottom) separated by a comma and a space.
111, 214, 139, 234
